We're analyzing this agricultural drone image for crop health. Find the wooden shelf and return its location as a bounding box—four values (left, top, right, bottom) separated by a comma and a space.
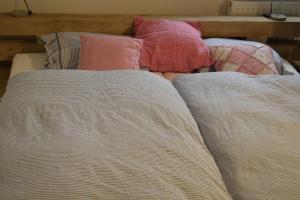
0, 13, 299, 62
0, 14, 300, 37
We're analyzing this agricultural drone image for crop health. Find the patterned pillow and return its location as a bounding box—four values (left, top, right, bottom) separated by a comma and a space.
209, 44, 279, 75
205, 38, 283, 74
41, 32, 98, 69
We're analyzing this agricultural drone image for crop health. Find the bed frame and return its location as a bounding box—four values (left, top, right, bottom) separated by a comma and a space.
0, 13, 300, 62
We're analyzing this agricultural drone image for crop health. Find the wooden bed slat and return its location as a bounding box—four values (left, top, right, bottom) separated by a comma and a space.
269, 41, 300, 61
1, 14, 300, 37
0, 40, 44, 61
0, 14, 136, 36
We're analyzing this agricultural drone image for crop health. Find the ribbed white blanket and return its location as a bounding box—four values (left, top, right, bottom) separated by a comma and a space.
0, 70, 231, 200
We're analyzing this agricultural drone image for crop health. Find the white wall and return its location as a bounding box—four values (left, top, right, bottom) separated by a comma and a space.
0, 0, 228, 15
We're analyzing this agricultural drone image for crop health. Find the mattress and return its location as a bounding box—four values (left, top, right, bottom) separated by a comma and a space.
10, 53, 299, 79
10, 53, 48, 79
10, 53, 187, 81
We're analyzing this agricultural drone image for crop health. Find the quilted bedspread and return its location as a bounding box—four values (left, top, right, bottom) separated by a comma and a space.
0, 70, 231, 199
173, 72, 300, 200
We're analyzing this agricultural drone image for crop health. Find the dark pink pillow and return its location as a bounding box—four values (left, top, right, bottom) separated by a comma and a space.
79, 34, 143, 71
134, 17, 214, 72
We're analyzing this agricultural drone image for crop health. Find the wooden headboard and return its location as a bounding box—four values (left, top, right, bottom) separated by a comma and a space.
0, 13, 300, 62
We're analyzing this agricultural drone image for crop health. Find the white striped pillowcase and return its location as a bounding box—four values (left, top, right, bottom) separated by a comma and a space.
41, 32, 95, 69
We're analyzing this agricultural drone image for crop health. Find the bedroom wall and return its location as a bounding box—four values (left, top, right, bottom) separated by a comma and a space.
0, 0, 228, 15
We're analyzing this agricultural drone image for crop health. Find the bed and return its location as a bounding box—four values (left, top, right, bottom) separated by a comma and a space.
2, 68, 300, 200
3, 54, 300, 200
1, 14, 300, 200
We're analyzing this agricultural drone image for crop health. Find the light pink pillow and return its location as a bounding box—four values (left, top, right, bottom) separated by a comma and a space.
209, 44, 279, 75
134, 17, 214, 72
79, 34, 143, 71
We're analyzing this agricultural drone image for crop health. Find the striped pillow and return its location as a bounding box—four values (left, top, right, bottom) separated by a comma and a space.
41, 32, 99, 69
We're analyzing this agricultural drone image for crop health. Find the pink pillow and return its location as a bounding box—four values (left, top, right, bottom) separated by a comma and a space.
134, 17, 214, 72
209, 44, 279, 75
79, 34, 143, 71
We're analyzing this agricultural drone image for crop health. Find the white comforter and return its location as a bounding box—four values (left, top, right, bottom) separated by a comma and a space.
173, 72, 300, 200
0, 70, 231, 199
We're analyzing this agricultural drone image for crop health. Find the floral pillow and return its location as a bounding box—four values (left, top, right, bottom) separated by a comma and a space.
209, 44, 279, 75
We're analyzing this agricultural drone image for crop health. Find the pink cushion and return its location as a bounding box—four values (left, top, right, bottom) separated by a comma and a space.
134, 17, 214, 72
79, 34, 143, 71
209, 44, 279, 75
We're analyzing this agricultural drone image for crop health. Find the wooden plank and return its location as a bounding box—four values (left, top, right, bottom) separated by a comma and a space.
0, 14, 300, 37
0, 40, 44, 61
0, 14, 136, 36
269, 40, 300, 61
199, 20, 300, 37
292, 42, 300, 61
247, 37, 268, 44
0, 62, 11, 97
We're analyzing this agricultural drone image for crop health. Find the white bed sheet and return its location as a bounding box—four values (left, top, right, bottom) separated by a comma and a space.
10, 53, 299, 79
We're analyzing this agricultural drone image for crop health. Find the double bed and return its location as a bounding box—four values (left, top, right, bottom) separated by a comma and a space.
0, 14, 299, 200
